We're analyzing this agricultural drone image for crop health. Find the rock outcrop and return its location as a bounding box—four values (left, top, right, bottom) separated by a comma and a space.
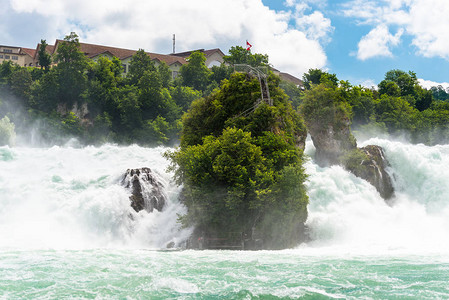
121, 167, 166, 213
343, 146, 395, 201
308, 119, 357, 167
300, 85, 395, 201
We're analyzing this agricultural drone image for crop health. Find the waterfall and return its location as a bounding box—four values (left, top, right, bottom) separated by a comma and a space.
1, 139, 449, 253
304, 138, 449, 254
0, 144, 191, 250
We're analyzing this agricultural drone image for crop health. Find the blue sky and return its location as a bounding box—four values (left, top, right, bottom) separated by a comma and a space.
261, 0, 449, 88
1, 0, 449, 88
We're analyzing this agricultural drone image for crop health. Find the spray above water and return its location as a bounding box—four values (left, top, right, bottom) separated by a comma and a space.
304, 138, 449, 255
0, 138, 449, 254
0, 144, 191, 250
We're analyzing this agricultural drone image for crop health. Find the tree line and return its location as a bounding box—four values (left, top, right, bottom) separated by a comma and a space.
298, 69, 449, 145
0, 33, 256, 146
1, 32, 449, 147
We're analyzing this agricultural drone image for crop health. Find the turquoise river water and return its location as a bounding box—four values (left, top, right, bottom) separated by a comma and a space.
1, 138, 449, 299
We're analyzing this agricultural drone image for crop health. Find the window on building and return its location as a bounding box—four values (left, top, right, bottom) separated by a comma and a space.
172, 71, 179, 79
0, 55, 3, 59
12, 56, 18, 60
3, 49, 12, 53
122, 64, 127, 73
5, 55, 10, 59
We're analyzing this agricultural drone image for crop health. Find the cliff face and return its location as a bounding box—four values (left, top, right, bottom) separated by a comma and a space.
308, 117, 356, 167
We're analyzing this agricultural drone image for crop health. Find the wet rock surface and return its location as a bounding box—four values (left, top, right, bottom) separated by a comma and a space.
121, 167, 166, 213
345, 145, 395, 201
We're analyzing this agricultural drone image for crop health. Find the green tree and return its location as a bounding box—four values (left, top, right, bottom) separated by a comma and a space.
169, 85, 202, 111
37, 39, 52, 71
10, 68, 32, 101
280, 80, 302, 108
138, 70, 180, 122
30, 70, 60, 112
180, 51, 211, 91
167, 69, 308, 249
430, 85, 449, 101
302, 68, 338, 89
127, 49, 155, 85
378, 69, 433, 111
157, 61, 172, 88
209, 64, 233, 85
374, 94, 418, 133
54, 32, 89, 108
87, 56, 122, 120
0, 60, 16, 89
117, 86, 142, 135
223, 46, 269, 67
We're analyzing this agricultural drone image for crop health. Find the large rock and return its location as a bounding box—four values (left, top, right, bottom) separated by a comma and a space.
308, 119, 357, 167
344, 145, 395, 201
121, 167, 166, 213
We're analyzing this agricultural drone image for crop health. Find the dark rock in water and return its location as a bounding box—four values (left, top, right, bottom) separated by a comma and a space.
166, 241, 175, 248
345, 145, 395, 201
121, 167, 166, 213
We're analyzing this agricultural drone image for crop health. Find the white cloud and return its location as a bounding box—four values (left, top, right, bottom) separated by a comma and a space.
357, 25, 403, 60
342, 0, 449, 61
296, 11, 333, 42
418, 79, 449, 90
6, 0, 330, 78
407, 0, 449, 60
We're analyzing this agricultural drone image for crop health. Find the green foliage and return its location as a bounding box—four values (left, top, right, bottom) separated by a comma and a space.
117, 86, 142, 132
345, 85, 375, 126
142, 116, 171, 145
0, 60, 17, 89
280, 80, 302, 109
60, 111, 83, 136
223, 46, 269, 67
37, 39, 52, 71
180, 72, 260, 147
209, 64, 233, 85
10, 68, 32, 100
167, 127, 307, 248
89, 112, 113, 144
157, 61, 172, 88
431, 85, 449, 101
0, 116, 16, 146
378, 69, 432, 111
168, 68, 308, 248
300, 83, 352, 131
170, 85, 202, 111
302, 68, 338, 89
54, 32, 89, 108
180, 51, 211, 91
30, 70, 60, 111
374, 94, 418, 133
4, 36, 449, 149
341, 148, 369, 174
127, 49, 156, 85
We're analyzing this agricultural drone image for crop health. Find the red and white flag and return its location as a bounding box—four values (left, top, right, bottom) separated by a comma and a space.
246, 40, 252, 51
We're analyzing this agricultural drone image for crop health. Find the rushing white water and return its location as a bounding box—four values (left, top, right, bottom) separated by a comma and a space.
304, 138, 449, 255
2, 139, 449, 298
1, 138, 449, 254
0, 144, 191, 250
